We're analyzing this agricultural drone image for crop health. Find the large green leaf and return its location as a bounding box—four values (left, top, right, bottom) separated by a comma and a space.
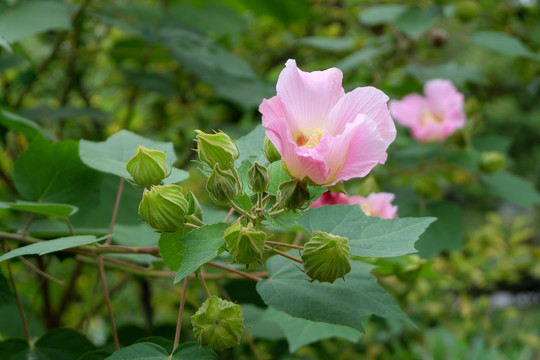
481, 170, 540, 209
298, 205, 436, 258
0, 201, 78, 218
262, 307, 363, 352
0, 107, 53, 140
13, 136, 103, 205
79, 130, 188, 184
235, 124, 266, 165
256, 255, 413, 332
395, 6, 442, 37
157, 223, 227, 283
471, 31, 538, 60
0, 1, 71, 43
0, 235, 111, 262
0, 328, 95, 360
358, 4, 408, 25
105, 342, 216, 360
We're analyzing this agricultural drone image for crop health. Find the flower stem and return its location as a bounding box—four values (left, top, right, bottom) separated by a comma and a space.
229, 201, 257, 221
96, 256, 119, 350
105, 177, 124, 245
64, 218, 75, 236
190, 215, 206, 226
268, 209, 286, 217
198, 269, 211, 298
266, 246, 303, 264
206, 262, 262, 281
185, 223, 199, 229
264, 240, 303, 250
172, 277, 189, 355
224, 208, 235, 222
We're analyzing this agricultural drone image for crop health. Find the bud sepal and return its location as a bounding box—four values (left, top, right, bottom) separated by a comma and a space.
138, 184, 188, 232
247, 162, 270, 193
224, 222, 266, 264
206, 164, 239, 204
195, 130, 239, 170
277, 179, 310, 210
301, 231, 352, 283
126, 145, 168, 187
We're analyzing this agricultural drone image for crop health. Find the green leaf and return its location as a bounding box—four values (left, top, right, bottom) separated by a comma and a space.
242, 304, 285, 340
79, 130, 188, 184
256, 255, 413, 332
0, 107, 54, 140
0, 1, 71, 43
481, 170, 540, 209
78, 350, 111, 360
298, 205, 436, 258
262, 307, 362, 352
297, 37, 355, 52
471, 31, 538, 60
263, 212, 303, 231
0, 235, 111, 262
165, 223, 228, 283
358, 4, 408, 25
406, 61, 486, 87
105, 342, 216, 360
13, 136, 103, 205
1, 200, 78, 218
235, 125, 266, 165
0, 35, 13, 53
336, 46, 390, 72
395, 6, 442, 37
233, 193, 253, 212
267, 161, 291, 196
159, 229, 186, 271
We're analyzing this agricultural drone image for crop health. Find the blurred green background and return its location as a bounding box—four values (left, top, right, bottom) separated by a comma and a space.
1, 0, 540, 359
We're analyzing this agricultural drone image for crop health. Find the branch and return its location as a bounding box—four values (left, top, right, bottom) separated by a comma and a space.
206, 262, 262, 282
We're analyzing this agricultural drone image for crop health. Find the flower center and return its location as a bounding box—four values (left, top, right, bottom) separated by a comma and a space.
360, 203, 374, 217
420, 109, 444, 126
296, 128, 324, 149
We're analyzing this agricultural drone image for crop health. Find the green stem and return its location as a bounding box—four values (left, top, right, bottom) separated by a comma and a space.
206, 262, 262, 281
106, 177, 124, 245
198, 270, 211, 298
171, 277, 189, 357
189, 215, 206, 226
268, 209, 286, 217
266, 246, 303, 264
96, 256, 120, 350
228, 201, 257, 221
264, 241, 303, 250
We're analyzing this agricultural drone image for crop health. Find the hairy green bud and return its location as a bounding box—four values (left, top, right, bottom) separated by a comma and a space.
247, 162, 270, 193
185, 191, 203, 225
301, 231, 351, 284
206, 164, 239, 203
195, 130, 239, 170
277, 179, 310, 210
138, 185, 188, 232
224, 222, 266, 264
264, 136, 281, 163
126, 145, 168, 186
479, 151, 505, 173
191, 296, 244, 351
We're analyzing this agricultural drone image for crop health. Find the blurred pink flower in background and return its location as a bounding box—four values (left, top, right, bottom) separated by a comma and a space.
390, 79, 465, 142
349, 192, 398, 219
311, 191, 398, 219
260, 59, 396, 186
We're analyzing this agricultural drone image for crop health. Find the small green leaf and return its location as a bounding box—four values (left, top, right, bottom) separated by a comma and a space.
299, 205, 436, 258
0, 1, 71, 42
358, 4, 408, 25
481, 170, 540, 209
0, 234, 111, 262
471, 31, 538, 60
159, 229, 187, 271
395, 6, 442, 37
1, 200, 78, 218
262, 307, 362, 352
256, 255, 413, 332
0, 107, 54, 140
297, 37, 355, 52
170, 223, 228, 283
79, 130, 188, 184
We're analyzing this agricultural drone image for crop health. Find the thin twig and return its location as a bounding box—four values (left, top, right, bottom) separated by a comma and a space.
198, 270, 211, 298
19, 255, 64, 285
190, 215, 206, 227
266, 246, 303, 264
106, 177, 124, 245
268, 209, 286, 217
206, 262, 262, 282
172, 277, 189, 355
96, 256, 120, 350
64, 218, 75, 236
185, 223, 199, 229
265, 240, 303, 250
224, 208, 235, 222
21, 213, 34, 237
292, 231, 303, 246
3, 241, 32, 344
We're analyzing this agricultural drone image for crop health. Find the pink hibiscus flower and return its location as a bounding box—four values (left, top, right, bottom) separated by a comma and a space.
260, 60, 396, 186
349, 192, 398, 219
390, 79, 465, 142
310, 190, 350, 208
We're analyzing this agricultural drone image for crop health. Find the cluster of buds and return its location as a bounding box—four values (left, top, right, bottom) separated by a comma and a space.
224, 221, 266, 265
301, 231, 352, 283
191, 296, 244, 350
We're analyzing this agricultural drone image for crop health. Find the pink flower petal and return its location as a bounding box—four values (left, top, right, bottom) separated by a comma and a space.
424, 79, 464, 114
389, 94, 429, 127
350, 192, 398, 219
276, 59, 344, 137
311, 191, 349, 208
328, 87, 396, 143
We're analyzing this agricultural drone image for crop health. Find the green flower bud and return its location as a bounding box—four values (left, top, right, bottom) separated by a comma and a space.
206, 164, 239, 203
191, 296, 244, 351
247, 162, 270, 193
185, 191, 203, 224
264, 136, 281, 163
479, 151, 505, 173
301, 231, 351, 284
224, 222, 266, 264
126, 145, 168, 187
195, 130, 239, 170
277, 179, 310, 210
138, 185, 188, 232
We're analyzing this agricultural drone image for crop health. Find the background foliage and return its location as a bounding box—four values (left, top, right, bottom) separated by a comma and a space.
1, 0, 540, 359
